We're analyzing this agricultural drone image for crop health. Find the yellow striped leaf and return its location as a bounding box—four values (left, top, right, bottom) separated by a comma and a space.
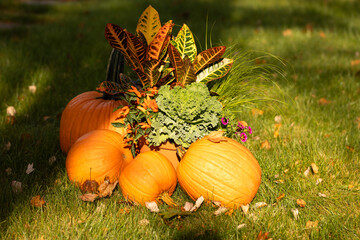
196, 58, 233, 84
136, 5, 161, 45
174, 24, 197, 62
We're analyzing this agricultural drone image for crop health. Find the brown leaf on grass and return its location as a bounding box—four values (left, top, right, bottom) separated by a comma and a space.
296, 199, 306, 208
30, 195, 45, 207
79, 193, 98, 202
251, 108, 264, 116
98, 180, 118, 198
257, 230, 270, 240
282, 29, 292, 37
241, 204, 249, 215
260, 140, 271, 150
318, 97, 331, 105
346, 146, 355, 152
28, 85, 37, 94
306, 220, 319, 229
81, 180, 99, 193
311, 163, 319, 174
207, 131, 227, 143
6, 106, 16, 116
274, 123, 282, 138
351, 59, 360, 66
276, 193, 285, 201
319, 31, 326, 38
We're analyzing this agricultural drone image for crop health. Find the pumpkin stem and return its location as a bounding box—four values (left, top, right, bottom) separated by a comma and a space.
159, 192, 177, 207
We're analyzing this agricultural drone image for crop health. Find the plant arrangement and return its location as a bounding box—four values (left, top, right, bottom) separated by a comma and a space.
63, 5, 266, 210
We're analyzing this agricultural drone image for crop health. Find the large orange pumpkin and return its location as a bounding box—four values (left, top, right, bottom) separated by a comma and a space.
119, 151, 177, 206
59, 91, 127, 153
176, 132, 261, 209
66, 129, 133, 185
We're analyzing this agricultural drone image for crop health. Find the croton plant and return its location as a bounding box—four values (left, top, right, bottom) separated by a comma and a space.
101, 5, 253, 156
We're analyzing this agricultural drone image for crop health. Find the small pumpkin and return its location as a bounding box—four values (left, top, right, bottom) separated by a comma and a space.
66, 129, 133, 185
176, 131, 261, 209
119, 151, 177, 206
60, 49, 128, 153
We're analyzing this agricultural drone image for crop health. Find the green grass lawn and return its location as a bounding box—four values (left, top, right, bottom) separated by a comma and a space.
1, 0, 359, 239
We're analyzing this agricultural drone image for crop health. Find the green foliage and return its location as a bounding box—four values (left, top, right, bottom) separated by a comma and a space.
147, 82, 223, 148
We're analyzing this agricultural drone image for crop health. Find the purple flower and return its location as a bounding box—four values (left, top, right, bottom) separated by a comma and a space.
237, 122, 245, 130
240, 132, 247, 142
247, 126, 252, 134
221, 117, 229, 125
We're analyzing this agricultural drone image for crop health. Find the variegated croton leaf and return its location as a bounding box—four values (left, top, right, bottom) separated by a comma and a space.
172, 24, 197, 62
136, 5, 161, 45
196, 57, 234, 84
168, 44, 196, 86
193, 46, 226, 73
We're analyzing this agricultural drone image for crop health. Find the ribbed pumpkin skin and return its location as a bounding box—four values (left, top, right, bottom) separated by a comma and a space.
119, 151, 177, 205
66, 129, 133, 185
177, 136, 261, 208
60, 91, 127, 153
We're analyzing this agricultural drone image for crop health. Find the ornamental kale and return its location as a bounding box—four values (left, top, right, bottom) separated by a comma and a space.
147, 82, 223, 148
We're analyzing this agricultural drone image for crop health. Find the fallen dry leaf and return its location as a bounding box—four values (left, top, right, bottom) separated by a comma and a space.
30, 195, 45, 207
316, 178, 323, 185
318, 193, 327, 198
48, 156, 56, 165
237, 223, 246, 229
306, 220, 319, 229
291, 208, 299, 220
4, 141, 11, 152
145, 201, 159, 212
5, 168, 12, 175
260, 140, 271, 150
207, 131, 227, 143
319, 31, 326, 38
274, 179, 284, 184
190, 196, 204, 212
274, 115, 282, 123
296, 199, 306, 208
257, 230, 270, 240
311, 163, 319, 174
282, 29, 292, 37
214, 206, 228, 216
139, 218, 149, 226
254, 202, 267, 209
183, 202, 194, 212
251, 108, 264, 116
304, 167, 311, 177
351, 59, 360, 66
79, 193, 98, 202
26, 163, 35, 175
276, 193, 285, 201
81, 180, 99, 193
274, 123, 282, 138
241, 204, 249, 215
318, 97, 331, 105
98, 180, 118, 198
346, 146, 355, 152
6, 106, 16, 116
11, 181, 22, 193
28, 85, 37, 94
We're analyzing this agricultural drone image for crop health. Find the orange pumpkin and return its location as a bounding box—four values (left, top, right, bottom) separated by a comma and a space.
59, 91, 127, 153
119, 151, 177, 206
140, 140, 180, 169
176, 132, 261, 209
66, 129, 133, 185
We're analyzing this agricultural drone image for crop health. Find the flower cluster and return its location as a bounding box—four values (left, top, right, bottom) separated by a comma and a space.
220, 117, 252, 142
113, 86, 159, 156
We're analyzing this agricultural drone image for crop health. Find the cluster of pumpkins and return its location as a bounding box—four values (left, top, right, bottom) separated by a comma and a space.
59, 89, 262, 209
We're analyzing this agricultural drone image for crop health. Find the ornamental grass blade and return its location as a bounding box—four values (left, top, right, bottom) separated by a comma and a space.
196, 58, 233, 84
104, 23, 142, 71
193, 46, 226, 73
136, 5, 161, 45
147, 20, 173, 61
173, 24, 197, 62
